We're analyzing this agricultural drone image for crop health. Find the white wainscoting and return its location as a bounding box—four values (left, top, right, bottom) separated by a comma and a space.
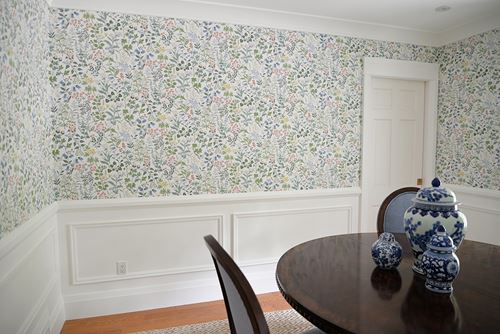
68, 215, 224, 285
1, 184, 498, 325
233, 206, 353, 265
445, 184, 500, 246
0, 203, 64, 334
57, 188, 361, 319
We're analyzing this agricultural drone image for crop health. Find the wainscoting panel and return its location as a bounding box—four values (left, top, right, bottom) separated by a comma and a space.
446, 184, 500, 245
57, 188, 361, 318
233, 206, 353, 265
0, 204, 64, 334
69, 215, 223, 284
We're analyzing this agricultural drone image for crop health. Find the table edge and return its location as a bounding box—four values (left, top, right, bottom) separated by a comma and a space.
275, 266, 353, 334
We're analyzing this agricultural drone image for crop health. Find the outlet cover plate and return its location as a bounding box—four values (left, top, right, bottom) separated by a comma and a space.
116, 261, 128, 275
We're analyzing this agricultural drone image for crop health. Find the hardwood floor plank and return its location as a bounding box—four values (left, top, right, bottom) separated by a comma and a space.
61, 292, 290, 334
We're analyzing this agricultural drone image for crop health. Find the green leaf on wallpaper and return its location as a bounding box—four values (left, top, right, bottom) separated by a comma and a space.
41, 9, 499, 202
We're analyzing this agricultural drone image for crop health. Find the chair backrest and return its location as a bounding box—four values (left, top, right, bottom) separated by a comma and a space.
377, 187, 419, 233
204, 235, 270, 334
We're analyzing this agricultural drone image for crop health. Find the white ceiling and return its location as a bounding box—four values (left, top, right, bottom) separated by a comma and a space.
50, 0, 500, 46
182, 0, 500, 32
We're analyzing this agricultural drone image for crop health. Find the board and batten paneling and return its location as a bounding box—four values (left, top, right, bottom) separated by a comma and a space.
57, 188, 361, 319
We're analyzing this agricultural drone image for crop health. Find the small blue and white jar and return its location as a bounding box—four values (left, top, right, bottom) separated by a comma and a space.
371, 232, 402, 269
421, 225, 460, 293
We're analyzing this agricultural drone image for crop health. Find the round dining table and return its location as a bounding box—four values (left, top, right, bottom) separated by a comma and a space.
276, 233, 500, 334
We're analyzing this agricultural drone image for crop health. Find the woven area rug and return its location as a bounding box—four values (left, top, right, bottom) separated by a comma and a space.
133, 309, 315, 334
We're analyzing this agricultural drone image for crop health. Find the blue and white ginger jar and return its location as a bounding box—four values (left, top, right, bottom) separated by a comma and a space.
421, 225, 460, 293
404, 178, 466, 275
371, 232, 402, 269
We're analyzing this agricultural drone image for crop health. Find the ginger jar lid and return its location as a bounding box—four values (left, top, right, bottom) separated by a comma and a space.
414, 178, 458, 206
427, 225, 456, 251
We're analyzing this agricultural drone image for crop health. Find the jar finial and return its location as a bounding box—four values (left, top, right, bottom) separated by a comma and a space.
431, 177, 441, 187
436, 224, 446, 235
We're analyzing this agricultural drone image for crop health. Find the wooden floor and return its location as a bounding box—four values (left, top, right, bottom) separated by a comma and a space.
61, 292, 290, 334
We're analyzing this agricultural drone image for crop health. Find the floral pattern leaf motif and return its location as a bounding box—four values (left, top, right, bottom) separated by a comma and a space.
50, 8, 441, 200
0, 0, 52, 239
436, 29, 500, 190
1, 4, 498, 241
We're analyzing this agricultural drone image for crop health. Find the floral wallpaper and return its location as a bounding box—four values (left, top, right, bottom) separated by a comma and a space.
0, 0, 52, 239
436, 29, 499, 190
0, 5, 497, 239
50, 9, 438, 200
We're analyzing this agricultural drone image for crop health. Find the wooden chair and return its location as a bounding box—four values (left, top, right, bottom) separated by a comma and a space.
377, 187, 419, 233
204, 235, 324, 334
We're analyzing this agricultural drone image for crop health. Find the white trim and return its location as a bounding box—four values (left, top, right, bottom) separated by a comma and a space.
361, 58, 439, 232
68, 215, 224, 284
461, 204, 500, 216
0, 203, 58, 260
57, 187, 361, 211
443, 183, 500, 200
63, 264, 278, 319
49, 0, 499, 47
0, 226, 56, 285
435, 14, 500, 46
57, 190, 358, 318
4, 185, 496, 321
17, 275, 59, 334
0, 205, 64, 334
232, 205, 353, 265
63, 276, 222, 319
49, 297, 66, 334
49, 0, 436, 46
362, 58, 439, 81
444, 183, 500, 246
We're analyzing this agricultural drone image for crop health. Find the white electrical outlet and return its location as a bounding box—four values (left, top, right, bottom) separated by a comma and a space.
116, 261, 128, 275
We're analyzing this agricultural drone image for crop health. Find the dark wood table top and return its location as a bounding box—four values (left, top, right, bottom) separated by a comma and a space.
276, 233, 500, 334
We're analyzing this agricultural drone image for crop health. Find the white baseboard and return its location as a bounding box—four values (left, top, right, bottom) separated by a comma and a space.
57, 188, 361, 319
64, 276, 222, 319
0, 203, 64, 334
63, 266, 280, 319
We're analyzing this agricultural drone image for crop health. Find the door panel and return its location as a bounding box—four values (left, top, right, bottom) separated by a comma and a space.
373, 120, 391, 186
362, 78, 425, 231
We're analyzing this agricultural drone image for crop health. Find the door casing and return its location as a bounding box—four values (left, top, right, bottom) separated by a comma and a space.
360, 57, 439, 232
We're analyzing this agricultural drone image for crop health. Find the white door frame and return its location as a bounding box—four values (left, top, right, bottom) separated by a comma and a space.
360, 57, 439, 232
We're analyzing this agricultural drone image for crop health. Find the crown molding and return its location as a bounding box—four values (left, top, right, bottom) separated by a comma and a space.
434, 13, 500, 46
50, 0, 438, 46
49, 0, 498, 47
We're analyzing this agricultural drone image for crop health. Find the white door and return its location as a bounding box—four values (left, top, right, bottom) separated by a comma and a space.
361, 77, 425, 232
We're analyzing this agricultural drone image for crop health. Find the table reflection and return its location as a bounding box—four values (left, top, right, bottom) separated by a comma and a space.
370, 267, 402, 300
401, 275, 462, 334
